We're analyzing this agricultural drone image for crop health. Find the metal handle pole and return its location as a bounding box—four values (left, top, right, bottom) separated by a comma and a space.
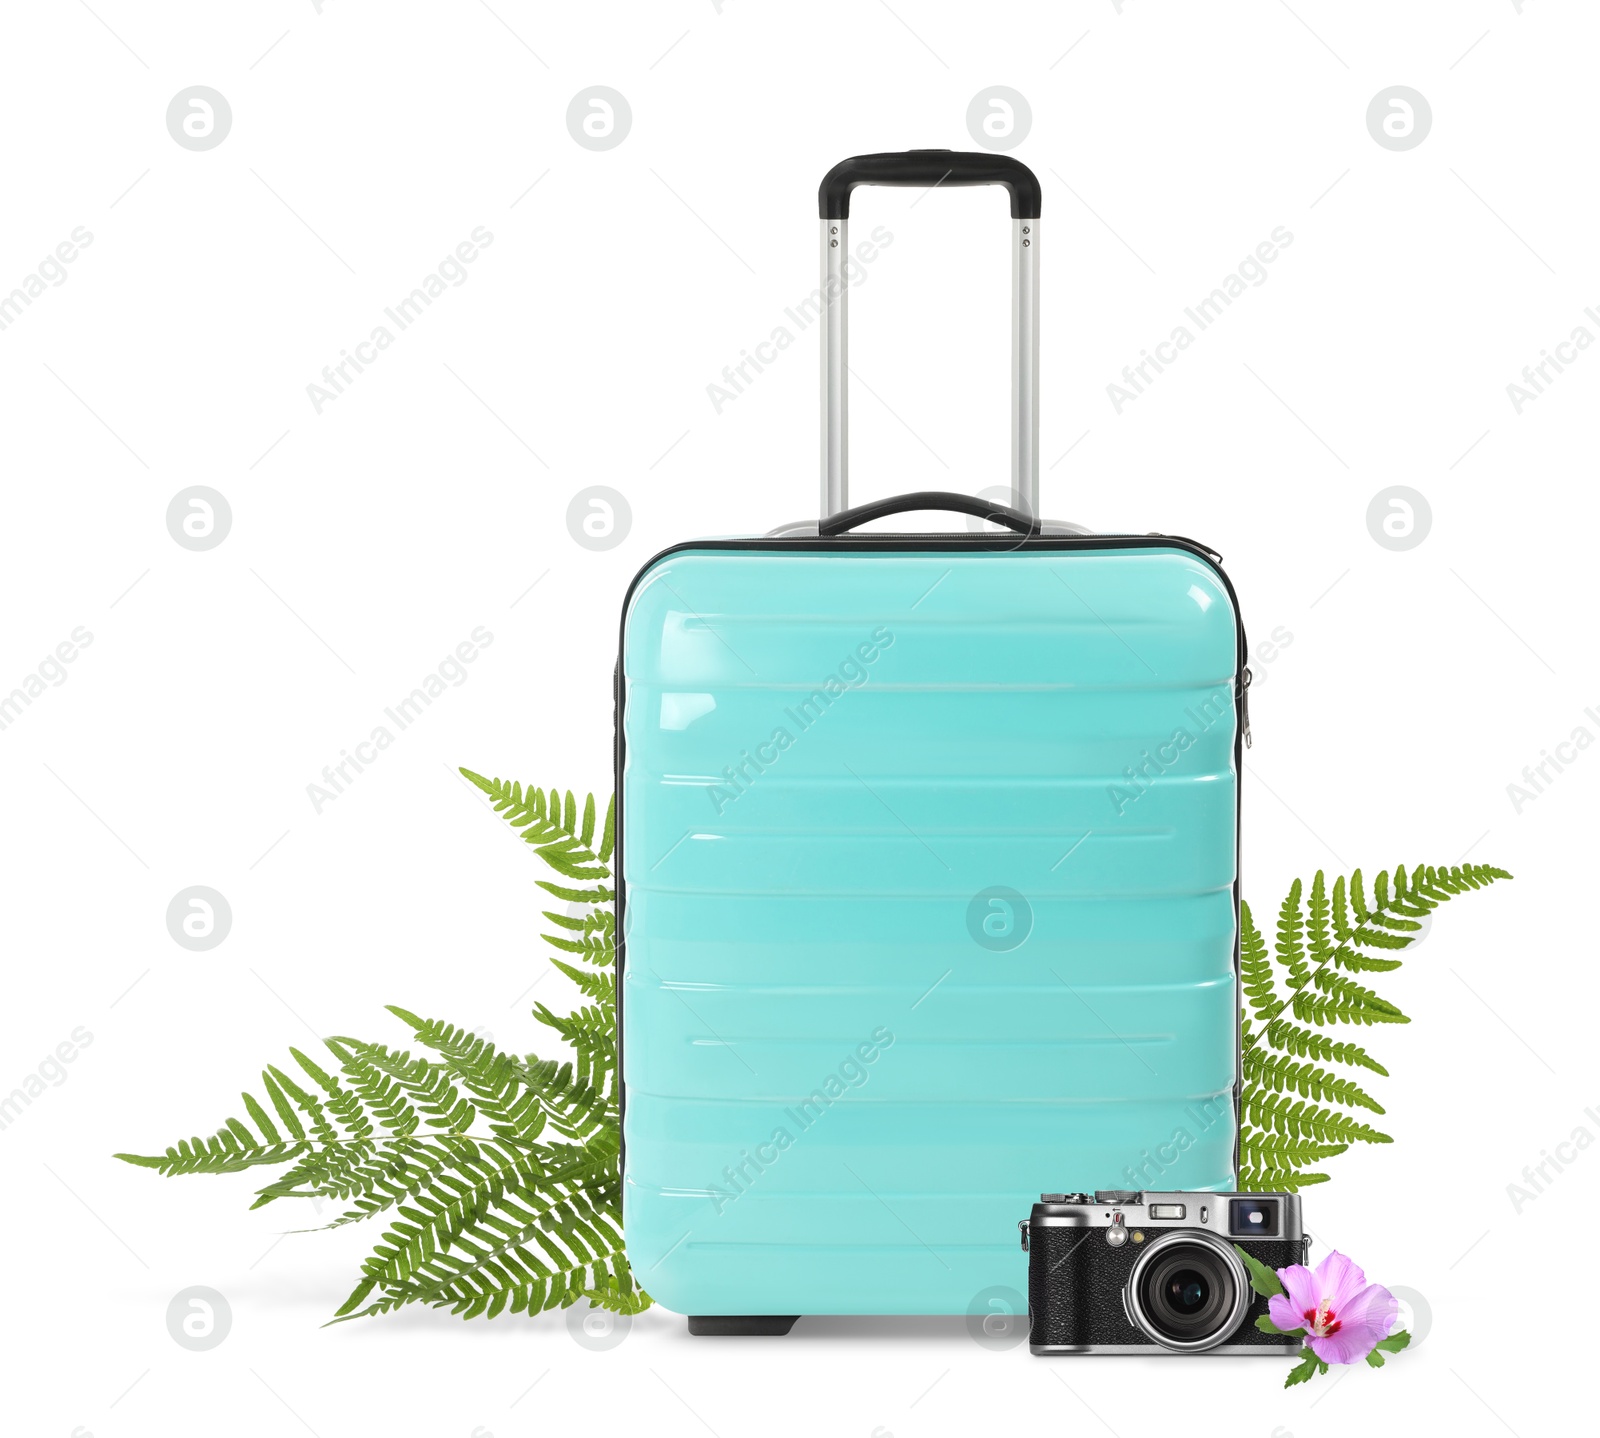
821, 219, 849, 518
1012, 218, 1040, 519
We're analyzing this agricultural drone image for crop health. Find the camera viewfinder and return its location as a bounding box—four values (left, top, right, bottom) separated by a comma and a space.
1227, 1198, 1279, 1236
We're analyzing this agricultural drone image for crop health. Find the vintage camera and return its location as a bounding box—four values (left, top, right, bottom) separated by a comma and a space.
1021, 1190, 1309, 1355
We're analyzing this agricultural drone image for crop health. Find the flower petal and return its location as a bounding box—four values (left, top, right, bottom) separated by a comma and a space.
1305, 1331, 1348, 1365
1313, 1250, 1369, 1310
1275, 1263, 1320, 1314
1267, 1293, 1305, 1333
1309, 1282, 1399, 1365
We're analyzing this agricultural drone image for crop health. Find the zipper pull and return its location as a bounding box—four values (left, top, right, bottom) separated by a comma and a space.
1240, 666, 1253, 749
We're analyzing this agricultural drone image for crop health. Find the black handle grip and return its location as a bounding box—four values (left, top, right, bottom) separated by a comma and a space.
818, 490, 1040, 537
819, 151, 1042, 221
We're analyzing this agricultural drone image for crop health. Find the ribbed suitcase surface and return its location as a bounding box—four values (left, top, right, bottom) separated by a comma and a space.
618, 541, 1242, 1316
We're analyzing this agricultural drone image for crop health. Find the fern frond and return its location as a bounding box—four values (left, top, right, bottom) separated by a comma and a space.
114, 1054, 377, 1176
1379, 864, 1434, 920
1291, 987, 1410, 1028
536, 881, 615, 905
542, 908, 615, 937
1263, 1017, 1389, 1076
540, 931, 614, 966
1242, 1090, 1392, 1146
550, 958, 616, 1005
1334, 863, 1512, 955
535, 1003, 616, 1094
585, 1268, 653, 1315
1238, 1125, 1349, 1167
1236, 1164, 1332, 1193
336, 1184, 629, 1323
459, 770, 611, 879
1331, 873, 1408, 949
115, 1132, 306, 1177
1416, 863, 1513, 896
518, 1058, 613, 1141
315, 1135, 611, 1233
1242, 1047, 1384, 1112
1275, 881, 1311, 989
388, 1008, 548, 1145
327, 1037, 471, 1133
120, 772, 642, 1325
1305, 872, 1333, 966
290, 1047, 376, 1141
345, 1143, 586, 1291
1347, 923, 1415, 951
1240, 902, 1282, 1022
1306, 966, 1407, 1020
1326, 944, 1405, 974
256, 1135, 491, 1218
254, 1140, 409, 1214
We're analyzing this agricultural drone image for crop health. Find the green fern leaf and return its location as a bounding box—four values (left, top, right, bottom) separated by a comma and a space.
1292, 987, 1410, 1028
337, 1186, 628, 1323
536, 881, 615, 905
120, 773, 644, 1324
1263, 1017, 1389, 1076
1326, 945, 1405, 974
542, 908, 614, 937
518, 1058, 613, 1141
1305, 872, 1333, 965
328, 1037, 471, 1133
1242, 1090, 1392, 1146
550, 958, 616, 1004
1306, 966, 1408, 1020
585, 1270, 654, 1315
1243, 1047, 1384, 1112
114, 1132, 306, 1177
535, 1003, 616, 1094
458, 771, 611, 879
1236, 1164, 1332, 1194
1240, 902, 1282, 1022
1238, 1125, 1349, 1167
540, 930, 614, 965
1275, 881, 1311, 990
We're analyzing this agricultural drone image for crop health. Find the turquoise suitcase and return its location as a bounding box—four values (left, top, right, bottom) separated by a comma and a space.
616, 154, 1247, 1330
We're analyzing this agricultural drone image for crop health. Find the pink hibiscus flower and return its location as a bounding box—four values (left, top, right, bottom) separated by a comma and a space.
1268, 1250, 1399, 1366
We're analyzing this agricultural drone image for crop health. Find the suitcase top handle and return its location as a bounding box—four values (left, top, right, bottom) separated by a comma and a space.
818, 489, 1039, 538
817, 150, 1040, 526
818, 151, 1042, 220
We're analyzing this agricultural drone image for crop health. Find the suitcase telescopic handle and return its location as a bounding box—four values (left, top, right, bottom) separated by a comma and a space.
819, 151, 1043, 220
816, 150, 1041, 525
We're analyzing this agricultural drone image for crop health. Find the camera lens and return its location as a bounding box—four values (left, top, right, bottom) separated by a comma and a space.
1169, 1269, 1208, 1312
1131, 1239, 1243, 1349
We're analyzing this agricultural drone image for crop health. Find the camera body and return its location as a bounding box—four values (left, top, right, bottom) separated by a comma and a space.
1022, 1190, 1308, 1355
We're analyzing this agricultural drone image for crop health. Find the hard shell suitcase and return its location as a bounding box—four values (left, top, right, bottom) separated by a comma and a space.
616, 152, 1247, 1328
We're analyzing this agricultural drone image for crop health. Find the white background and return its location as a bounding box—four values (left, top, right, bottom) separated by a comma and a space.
1, 2, 1590, 1435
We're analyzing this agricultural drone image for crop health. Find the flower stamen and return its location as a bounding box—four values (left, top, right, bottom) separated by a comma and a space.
1302, 1300, 1342, 1337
